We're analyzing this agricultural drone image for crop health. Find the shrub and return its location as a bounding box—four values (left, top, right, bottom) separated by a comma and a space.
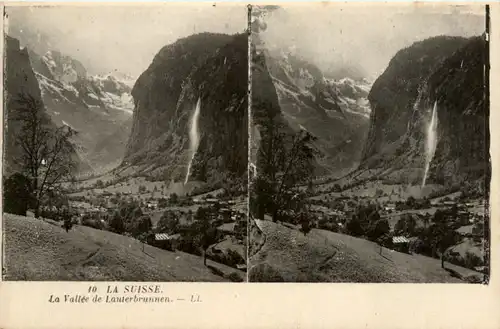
169, 193, 179, 205
3, 173, 33, 216
227, 272, 244, 282
464, 251, 483, 269
300, 214, 312, 236
81, 215, 105, 230
109, 213, 125, 234
157, 211, 180, 234
248, 263, 285, 282
367, 219, 390, 241
133, 215, 152, 237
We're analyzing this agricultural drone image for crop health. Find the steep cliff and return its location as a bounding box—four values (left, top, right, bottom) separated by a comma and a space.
4, 35, 44, 174
124, 33, 248, 186
425, 36, 488, 185
3, 36, 88, 174
360, 35, 488, 187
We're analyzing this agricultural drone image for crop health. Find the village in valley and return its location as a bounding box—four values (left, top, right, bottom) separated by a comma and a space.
303, 176, 488, 275
27, 172, 248, 277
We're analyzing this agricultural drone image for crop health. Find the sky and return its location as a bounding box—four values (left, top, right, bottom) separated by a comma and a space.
5, 4, 247, 77
257, 4, 486, 79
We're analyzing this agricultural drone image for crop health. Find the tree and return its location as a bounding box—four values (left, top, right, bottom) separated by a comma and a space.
157, 211, 180, 234
345, 215, 364, 236
169, 193, 179, 205
109, 213, 125, 234
405, 196, 416, 208
394, 214, 417, 236
134, 215, 152, 237
252, 122, 318, 222
158, 198, 168, 209
428, 210, 462, 268
367, 219, 390, 241
189, 212, 219, 266
200, 226, 218, 266
3, 173, 34, 215
299, 213, 312, 236
13, 92, 77, 217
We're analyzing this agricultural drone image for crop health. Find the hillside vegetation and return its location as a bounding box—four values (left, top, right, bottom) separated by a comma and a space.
3, 213, 243, 281
249, 220, 482, 283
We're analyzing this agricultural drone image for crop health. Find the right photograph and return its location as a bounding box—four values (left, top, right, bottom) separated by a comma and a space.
248, 4, 490, 283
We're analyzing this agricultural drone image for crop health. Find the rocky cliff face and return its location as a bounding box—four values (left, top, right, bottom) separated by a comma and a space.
124, 33, 248, 185
425, 36, 488, 185
4, 35, 43, 174
360, 35, 488, 186
3, 36, 88, 174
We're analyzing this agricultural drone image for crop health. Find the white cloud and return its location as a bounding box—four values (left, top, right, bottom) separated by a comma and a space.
258, 4, 486, 78
6, 4, 247, 76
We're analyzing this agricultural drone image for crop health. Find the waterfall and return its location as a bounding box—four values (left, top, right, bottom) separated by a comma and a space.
184, 97, 201, 184
421, 101, 439, 188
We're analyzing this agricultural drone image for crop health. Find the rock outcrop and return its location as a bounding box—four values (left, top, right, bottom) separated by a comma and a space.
360, 35, 488, 187
124, 33, 248, 186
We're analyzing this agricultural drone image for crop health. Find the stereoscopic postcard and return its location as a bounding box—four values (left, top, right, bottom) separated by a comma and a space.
0, 2, 498, 328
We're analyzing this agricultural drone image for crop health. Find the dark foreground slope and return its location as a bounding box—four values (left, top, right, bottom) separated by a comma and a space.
3, 214, 244, 281
124, 33, 248, 186
249, 220, 482, 283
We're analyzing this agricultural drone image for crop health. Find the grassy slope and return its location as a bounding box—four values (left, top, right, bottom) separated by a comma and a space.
3, 213, 244, 281
250, 220, 482, 283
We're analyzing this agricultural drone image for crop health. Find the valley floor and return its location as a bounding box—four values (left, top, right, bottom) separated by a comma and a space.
249, 219, 483, 283
3, 213, 244, 282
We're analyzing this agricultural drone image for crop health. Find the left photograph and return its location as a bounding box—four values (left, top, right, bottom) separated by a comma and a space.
2, 4, 249, 282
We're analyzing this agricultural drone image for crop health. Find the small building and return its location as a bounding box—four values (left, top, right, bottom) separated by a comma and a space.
217, 222, 236, 234
147, 201, 158, 210
392, 236, 410, 253
206, 198, 219, 204
155, 233, 179, 241
384, 203, 396, 211
154, 233, 181, 251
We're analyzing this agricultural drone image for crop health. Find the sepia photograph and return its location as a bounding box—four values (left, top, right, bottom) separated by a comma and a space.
2, 4, 248, 282
249, 4, 490, 283
0, 2, 499, 329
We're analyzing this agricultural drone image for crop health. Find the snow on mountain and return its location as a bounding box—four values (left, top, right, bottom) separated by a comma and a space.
324, 76, 372, 118
31, 50, 135, 115
26, 48, 135, 173
262, 50, 373, 172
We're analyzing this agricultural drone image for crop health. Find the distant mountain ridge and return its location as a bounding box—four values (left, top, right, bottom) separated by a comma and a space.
6, 24, 135, 174
260, 50, 371, 174
3, 35, 89, 174
27, 48, 134, 174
